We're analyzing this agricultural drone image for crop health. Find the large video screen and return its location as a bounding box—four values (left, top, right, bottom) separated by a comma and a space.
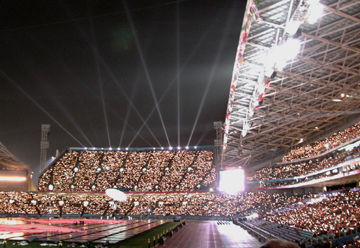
218, 168, 245, 194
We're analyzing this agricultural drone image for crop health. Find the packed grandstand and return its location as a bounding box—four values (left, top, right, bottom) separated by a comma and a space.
0, 121, 359, 247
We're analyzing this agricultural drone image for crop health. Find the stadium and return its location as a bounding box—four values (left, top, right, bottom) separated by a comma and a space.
1, 0, 360, 248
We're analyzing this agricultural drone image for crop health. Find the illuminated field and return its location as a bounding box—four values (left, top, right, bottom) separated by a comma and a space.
0, 218, 166, 244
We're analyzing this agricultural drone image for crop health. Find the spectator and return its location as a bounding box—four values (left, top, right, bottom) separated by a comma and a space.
39, 149, 216, 193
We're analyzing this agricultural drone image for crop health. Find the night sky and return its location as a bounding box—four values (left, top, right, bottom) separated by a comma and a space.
0, 0, 245, 182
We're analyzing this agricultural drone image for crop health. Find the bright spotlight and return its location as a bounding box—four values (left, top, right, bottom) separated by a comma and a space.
177, 146, 181, 150
185, 146, 189, 150
285, 20, 302, 35
266, 39, 301, 71
307, 0, 323, 24
218, 168, 245, 194
169, 146, 173, 150
279, 39, 301, 61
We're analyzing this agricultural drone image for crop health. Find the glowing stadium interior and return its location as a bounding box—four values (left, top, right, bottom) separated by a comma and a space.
221, 0, 360, 171
0, 0, 360, 247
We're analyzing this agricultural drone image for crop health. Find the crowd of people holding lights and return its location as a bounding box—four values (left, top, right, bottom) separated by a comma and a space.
1, 189, 360, 244
281, 122, 360, 162
38, 149, 215, 192
247, 122, 360, 187
4, 121, 360, 247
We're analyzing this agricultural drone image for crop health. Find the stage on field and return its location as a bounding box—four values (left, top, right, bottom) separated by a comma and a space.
0, 218, 166, 244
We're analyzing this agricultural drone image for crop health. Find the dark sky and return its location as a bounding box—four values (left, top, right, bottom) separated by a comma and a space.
0, 0, 245, 181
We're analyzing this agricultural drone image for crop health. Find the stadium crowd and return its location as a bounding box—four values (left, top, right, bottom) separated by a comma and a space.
258, 161, 360, 188
262, 191, 360, 238
248, 147, 360, 181
2, 189, 360, 241
30, 120, 360, 247
0, 191, 305, 217
38, 149, 216, 193
281, 122, 360, 162
248, 145, 360, 186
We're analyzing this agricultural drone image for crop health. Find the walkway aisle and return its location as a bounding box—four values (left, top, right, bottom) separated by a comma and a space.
161, 221, 262, 248
217, 222, 262, 248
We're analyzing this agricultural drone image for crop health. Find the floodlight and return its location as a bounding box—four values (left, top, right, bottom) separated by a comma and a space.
307, 0, 323, 24
280, 39, 301, 61
285, 20, 302, 35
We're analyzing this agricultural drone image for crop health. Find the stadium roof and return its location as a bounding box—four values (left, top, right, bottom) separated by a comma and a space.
221, 0, 360, 169
0, 142, 33, 173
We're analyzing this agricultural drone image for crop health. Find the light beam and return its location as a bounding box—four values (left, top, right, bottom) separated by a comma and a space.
123, 0, 171, 147
1, 70, 85, 147
187, 2, 236, 146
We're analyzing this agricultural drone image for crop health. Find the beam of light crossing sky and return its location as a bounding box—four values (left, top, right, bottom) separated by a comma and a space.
128, 9, 228, 147
60, 0, 233, 148
69, 17, 162, 147
187, 2, 237, 146
116, 72, 162, 148
99, 63, 162, 147
48, 94, 94, 147
1, 70, 85, 147
95, 52, 112, 147
108, 106, 153, 147
89, 18, 112, 148
1, 32, 94, 148
123, 0, 171, 147
73, 74, 155, 147
176, 1, 181, 147
36, 62, 94, 147
58, 4, 158, 147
